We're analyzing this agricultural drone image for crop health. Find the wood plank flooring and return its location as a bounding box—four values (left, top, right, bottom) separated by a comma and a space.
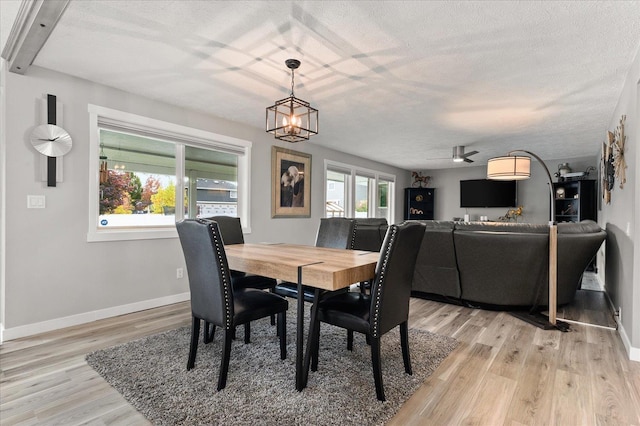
1, 293, 638, 425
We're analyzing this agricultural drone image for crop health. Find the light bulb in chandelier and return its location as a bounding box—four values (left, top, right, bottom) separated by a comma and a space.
283, 114, 301, 134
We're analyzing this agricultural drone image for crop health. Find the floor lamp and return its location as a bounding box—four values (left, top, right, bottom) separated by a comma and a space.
487, 150, 569, 331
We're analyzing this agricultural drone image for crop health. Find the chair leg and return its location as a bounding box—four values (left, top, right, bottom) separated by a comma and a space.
270, 287, 276, 326
217, 328, 233, 391
400, 321, 412, 375
347, 329, 354, 351
204, 322, 216, 344
187, 316, 200, 370
311, 320, 320, 372
244, 322, 251, 344
278, 311, 287, 360
370, 336, 385, 401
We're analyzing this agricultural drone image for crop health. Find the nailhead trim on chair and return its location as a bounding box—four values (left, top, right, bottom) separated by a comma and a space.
371, 225, 397, 338
350, 221, 357, 250
202, 219, 233, 329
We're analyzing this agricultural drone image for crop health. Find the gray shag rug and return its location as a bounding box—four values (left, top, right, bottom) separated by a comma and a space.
86, 310, 457, 425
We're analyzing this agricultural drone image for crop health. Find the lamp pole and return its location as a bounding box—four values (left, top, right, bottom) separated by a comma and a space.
507, 150, 557, 325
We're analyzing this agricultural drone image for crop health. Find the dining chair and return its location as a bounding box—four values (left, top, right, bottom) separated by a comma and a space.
352, 218, 388, 293
176, 219, 288, 391
273, 217, 356, 302
201, 215, 278, 343
307, 221, 425, 401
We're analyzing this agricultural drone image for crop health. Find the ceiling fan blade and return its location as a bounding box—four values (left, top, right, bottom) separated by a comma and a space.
463, 150, 479, 157
464, 158, 474, 163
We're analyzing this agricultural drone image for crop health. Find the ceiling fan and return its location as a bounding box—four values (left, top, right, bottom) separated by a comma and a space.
452, 146, 479, 163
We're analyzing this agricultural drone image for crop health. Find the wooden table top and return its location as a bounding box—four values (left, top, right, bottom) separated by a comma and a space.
225, 243, 380, 291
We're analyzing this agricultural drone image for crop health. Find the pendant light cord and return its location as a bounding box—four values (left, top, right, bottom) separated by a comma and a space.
290, 68, 295, 97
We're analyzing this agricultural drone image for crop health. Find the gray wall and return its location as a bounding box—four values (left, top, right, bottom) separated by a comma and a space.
0, 65, 409, 336
416, 156, 597, 224
600, 45, 639, 356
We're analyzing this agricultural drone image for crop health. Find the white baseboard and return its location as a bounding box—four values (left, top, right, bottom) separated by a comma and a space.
598, 275, 640, 362
1, 292, 190, 342
617, 322, 640, 362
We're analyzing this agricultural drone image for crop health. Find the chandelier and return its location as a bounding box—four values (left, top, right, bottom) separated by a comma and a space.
266, 59, 318, 142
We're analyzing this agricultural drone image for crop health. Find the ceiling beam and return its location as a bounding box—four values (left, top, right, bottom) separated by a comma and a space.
1, 0, 70, 75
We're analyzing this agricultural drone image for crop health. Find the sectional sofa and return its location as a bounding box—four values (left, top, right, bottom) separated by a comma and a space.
407, 220, 606, 309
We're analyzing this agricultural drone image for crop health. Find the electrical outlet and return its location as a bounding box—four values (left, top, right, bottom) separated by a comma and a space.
614, 306, 622, 324
176, 268, 184, 279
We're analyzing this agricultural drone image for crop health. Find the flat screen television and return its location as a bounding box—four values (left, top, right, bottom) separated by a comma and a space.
460, 179, 517, 208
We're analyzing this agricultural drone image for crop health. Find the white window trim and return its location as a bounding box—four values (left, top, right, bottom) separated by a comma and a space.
324, 159, 395, 223
87, 104, 252, 242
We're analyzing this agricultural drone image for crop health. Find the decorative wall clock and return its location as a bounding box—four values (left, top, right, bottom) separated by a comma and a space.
29, 94, 72, 187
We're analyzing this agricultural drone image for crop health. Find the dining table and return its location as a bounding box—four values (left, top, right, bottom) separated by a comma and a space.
225, 242, 380, 391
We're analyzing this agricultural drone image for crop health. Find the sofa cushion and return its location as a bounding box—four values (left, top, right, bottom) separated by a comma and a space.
454, 222, 548, 234
412, 225, 461, 298
453, 229, 549, 306
558, 220, 601, 234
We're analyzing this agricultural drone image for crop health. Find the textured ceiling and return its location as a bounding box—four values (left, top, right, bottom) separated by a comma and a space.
6, 1, 640, 169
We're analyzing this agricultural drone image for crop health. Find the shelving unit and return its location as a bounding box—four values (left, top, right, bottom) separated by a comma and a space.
553, 180, 596, 223
404, 187, 435, 220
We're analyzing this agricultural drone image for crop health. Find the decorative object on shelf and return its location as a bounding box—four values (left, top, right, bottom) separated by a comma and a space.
487, 150, 568, 331
266, 59, 318, 143
411, 171, 431, 188
452, 146, 478, 163
557, 162, 571, 177
30, 94, 72, 187
409, 207, 424, 215
498, 206, 523, 222
556, 187, 565, 199
554, 162, 590, 181
612, 115, 627, 189
271, 146, 311, 218
554, 162, 572, 181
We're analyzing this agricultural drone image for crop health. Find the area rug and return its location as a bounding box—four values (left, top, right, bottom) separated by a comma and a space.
86, 311, 458, 425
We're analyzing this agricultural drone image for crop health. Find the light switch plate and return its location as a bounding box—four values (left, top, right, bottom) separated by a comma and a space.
27, 195, 45, 209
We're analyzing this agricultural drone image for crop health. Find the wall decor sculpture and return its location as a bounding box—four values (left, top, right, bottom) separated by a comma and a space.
613, 115, 627, 189
602, 115, 628, 205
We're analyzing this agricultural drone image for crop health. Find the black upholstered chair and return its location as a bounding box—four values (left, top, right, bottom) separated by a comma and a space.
274, 217, 356, 302
352, 218, 388, 293
201, 216, 277, 291
308, 222, 424, 401
201, 216, 277, 342
176, 219, 288, 391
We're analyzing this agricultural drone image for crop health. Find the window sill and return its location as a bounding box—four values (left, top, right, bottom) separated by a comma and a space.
87, 227, 178, 242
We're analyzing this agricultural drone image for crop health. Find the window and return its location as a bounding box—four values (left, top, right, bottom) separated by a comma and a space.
88, 105, 251, 241
377, 177, 393, 220
324, 160, 395, 223
326, 169, 348, 217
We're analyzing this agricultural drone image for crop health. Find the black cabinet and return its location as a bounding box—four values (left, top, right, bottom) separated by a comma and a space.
404, 188, 435, 220
553, 180, 596, 223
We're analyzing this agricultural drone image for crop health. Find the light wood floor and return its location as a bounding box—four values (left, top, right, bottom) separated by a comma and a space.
1, 294, 639, 425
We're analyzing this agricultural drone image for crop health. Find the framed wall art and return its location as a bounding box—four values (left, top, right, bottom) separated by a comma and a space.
271, 146, 311, 218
